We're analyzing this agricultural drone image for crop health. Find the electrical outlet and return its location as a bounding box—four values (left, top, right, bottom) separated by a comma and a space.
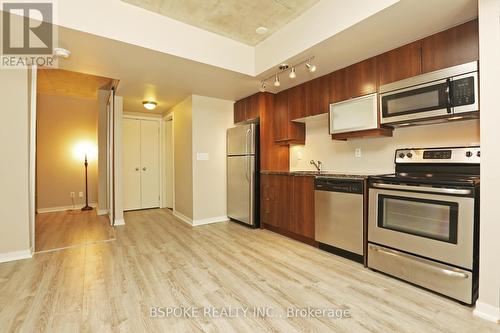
355, 148, 362, 158
79, 192, 84, 198
70, 192, 75, 198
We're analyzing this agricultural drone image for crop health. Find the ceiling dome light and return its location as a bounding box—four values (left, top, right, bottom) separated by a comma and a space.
274, 75, 280, 87
256, 26, 268, 35
289, 67, 296, 79
143, 101, 158, 110
306, 61, 317, 73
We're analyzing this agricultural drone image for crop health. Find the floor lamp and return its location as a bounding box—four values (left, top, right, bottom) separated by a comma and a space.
81, 153, 93, 211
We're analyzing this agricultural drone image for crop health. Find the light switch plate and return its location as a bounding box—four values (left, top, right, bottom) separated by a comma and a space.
355, 148, 362, 158
197, 152, 209, 161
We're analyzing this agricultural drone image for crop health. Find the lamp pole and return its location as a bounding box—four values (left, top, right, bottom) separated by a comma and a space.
81, 153, 93, 211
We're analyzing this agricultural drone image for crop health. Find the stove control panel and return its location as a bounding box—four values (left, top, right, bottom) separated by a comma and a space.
395, 147, 480, 164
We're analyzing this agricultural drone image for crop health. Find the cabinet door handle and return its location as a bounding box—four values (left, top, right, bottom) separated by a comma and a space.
135, 167, 139, 171
142, 167, 147, 171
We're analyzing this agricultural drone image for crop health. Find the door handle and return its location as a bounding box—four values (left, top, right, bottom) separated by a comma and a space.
445, 78, 452, 114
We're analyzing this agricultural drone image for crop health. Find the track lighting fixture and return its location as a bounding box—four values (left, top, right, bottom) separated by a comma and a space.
259, 57, 316, 90
274, 75, 280, 87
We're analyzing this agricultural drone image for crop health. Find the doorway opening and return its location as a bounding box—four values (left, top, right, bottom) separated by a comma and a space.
34, 68, 117, 252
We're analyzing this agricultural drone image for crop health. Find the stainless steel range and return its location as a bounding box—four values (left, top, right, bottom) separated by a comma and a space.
368, 146, 480, 305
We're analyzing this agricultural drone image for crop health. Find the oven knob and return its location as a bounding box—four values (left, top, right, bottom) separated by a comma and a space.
399, 153, 405, 159
466, 151, 473, 158
406, 152, 413, 158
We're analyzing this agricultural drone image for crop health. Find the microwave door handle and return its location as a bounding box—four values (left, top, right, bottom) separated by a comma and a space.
445, 78, 452, 114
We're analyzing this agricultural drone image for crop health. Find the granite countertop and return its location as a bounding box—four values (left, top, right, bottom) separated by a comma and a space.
260, 170, 373, 180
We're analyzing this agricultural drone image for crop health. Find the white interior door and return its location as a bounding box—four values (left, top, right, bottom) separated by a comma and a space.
140, 120, 160, 209
123, 118, 142, 210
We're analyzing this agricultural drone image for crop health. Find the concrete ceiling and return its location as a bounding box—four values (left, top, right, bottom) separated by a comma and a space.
37, 69, 113, 100
54, 0, 478, 115
121, 0, 319, 46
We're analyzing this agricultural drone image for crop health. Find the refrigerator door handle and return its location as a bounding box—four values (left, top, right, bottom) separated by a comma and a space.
245, 129, 251, 181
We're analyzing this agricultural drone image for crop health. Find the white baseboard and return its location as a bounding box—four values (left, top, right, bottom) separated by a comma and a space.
37, 203, 97, 214
97, 209, 108, 216
0, 249, 32, 264
193, 215, 228, 226
474, 301, 500, 323
114, 219, 125, 226
173, 210, 193, 225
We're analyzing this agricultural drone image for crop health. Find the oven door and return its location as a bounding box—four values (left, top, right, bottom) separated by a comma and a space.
368, 184, 474, 269
380, 79, 451, 124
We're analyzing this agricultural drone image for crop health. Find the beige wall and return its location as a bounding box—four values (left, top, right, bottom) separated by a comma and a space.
290, 117, 480, 174
163, 117, 174, 208
97, 90, 109, 213
475, 0, 500, 322
192, 95, 234, 221
36, 94, 98, 210
0, 69, 31, 255
172, 96, 193, 219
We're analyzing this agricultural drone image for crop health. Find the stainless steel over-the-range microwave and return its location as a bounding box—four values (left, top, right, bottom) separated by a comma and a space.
379, 61, 478, 126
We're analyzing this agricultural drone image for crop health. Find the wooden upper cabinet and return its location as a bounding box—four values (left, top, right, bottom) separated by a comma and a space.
329, 58, 377, 103
273, 90, 305, 145
289, 84, 308, 120
378, 41, 423, 86
233, 99, 246, 124
306, 75, 330, 116
422, 19, 479, 73
246, 94, 260, 121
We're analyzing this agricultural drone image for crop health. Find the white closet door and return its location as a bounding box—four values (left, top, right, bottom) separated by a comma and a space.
140, 120, 160, 209
123, 118, 142, 210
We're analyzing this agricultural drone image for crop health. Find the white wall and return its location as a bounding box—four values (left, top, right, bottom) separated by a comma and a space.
474, 0, 500, 323
192, 95, 234, 223
172, 96, 194, 220
97, 90, 109, 214
114, 96, 125, 224
163, 117, 174, 209
0, 69, 32, 261
170, 95, 233, 225
290, 117, 480, 174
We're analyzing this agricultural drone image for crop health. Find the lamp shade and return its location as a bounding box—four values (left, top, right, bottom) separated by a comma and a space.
73, 141, 97, 161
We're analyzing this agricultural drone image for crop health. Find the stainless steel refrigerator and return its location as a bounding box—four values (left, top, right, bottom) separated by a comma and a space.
227, 123, 259, 227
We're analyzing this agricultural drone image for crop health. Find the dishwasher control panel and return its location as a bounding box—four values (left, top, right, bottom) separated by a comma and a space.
315, 178, 364, 194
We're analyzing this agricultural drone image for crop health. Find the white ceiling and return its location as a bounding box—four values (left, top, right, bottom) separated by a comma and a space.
121, 0, 319, 46
54, 0, 478, 114
57, 27, 257, 114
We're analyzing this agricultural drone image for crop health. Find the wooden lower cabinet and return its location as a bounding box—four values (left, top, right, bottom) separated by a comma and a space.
261, 174, 316, 246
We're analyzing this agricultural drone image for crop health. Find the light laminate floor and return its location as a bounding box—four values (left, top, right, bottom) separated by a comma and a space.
1, 209, 498, 332
35, 210, 115, 252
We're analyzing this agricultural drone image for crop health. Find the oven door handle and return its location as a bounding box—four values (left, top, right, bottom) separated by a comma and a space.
371, 182, 472, 195
370, 246, 469, 279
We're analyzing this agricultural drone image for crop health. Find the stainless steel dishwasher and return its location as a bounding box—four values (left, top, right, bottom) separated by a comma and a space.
314, 177, 364, 263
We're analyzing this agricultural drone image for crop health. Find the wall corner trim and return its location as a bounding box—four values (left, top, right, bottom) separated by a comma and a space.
114, 219, 126, 226
0, 249, 33, 264
473, 301, 500, 323
173, 211, 193, 226
192, 216, 229, 226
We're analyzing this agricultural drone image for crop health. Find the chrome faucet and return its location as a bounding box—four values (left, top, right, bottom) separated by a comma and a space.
310, 160, 322, 173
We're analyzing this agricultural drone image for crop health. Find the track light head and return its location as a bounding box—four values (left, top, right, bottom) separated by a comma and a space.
289, 67, 296, 79
274, 75, 280, 87
306, 61, 316, 73
260, 81, 267, 92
